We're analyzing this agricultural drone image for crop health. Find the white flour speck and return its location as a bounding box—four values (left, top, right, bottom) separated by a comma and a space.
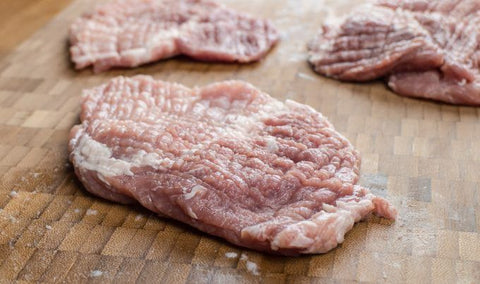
45, 225, 52, 230
287, 52, 307, 62
74, 209, 81, 214
225, 252, 238, 258
90, 270, 103, 277
240, 253, 248, 261
297, 72, 316, 81
246, 261, 260, 276
9, 191, 18, 198
86, 209, 98, 216
135, 214, 143, 221
239, 253, 260, 276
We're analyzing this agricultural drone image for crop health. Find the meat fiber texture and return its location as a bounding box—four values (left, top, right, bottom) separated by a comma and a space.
69, 0, 279, 72
68, 76, 397, 255
308, 0, 480, 105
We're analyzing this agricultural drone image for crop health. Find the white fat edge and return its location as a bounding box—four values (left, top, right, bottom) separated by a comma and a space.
72, 54, 95, 66
336, 199, 374, 222
191, 100, 209, 115
328, 208, 357, 244
95, 51, 120, 61
335, 167, 356, 183
270, 202, 364, 253
74, 133, 135, 177
284, 229, 315, 249
224, 115, 258, 134
458, 79, 467, 86
96, 173, 111, 186
262, 99, 286, 114
315, 200, 373, 244
322, 203, 337, 213
388, 80, 397, 89
183, 185, 205, 200
231, 99, 248, 109
120, 48, 148, 63
148, 27, 180, 46
69, 126, 83, 150
194, 94, 287, 141
205, 106, 227, 121
223, 99, 286, 135
73, 133, 173, 179
211, 95, 232, 109
130, 149, 174, 170
186, 207, 198, 219
270, 220, 317, 250
146, 28, 179, 54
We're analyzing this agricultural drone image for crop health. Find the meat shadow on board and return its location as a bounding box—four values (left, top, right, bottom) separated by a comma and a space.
65, 41, 263, 80
66, 163, 391, 260
313, 71, 480, 109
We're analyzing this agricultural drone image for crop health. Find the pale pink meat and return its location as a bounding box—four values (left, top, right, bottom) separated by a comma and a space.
69, 76, 396, 255
69, 0, 279, 72
308, 0, 480, 105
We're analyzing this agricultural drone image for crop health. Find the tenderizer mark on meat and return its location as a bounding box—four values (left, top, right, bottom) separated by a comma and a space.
69, 0, 279, 72
69, 76, 396, 255
308, 0, 480, 105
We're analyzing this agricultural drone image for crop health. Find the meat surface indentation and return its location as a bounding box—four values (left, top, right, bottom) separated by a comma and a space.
69, 0, 279, 72
308, 0, 480, 105
69, 75, 396, 255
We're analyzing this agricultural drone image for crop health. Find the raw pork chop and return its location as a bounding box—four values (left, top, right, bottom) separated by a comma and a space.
308, 0, 480, 105
70, 0, 279, 72
69, 76, 396, 255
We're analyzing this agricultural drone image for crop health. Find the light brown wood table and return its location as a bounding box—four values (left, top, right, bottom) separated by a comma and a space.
0, 0, 479, 282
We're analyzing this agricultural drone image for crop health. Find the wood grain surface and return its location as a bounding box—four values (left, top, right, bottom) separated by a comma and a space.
1, 0, 479, 283
0, 0, 72, 60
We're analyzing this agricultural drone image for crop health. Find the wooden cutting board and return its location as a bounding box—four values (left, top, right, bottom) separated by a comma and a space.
1, 0, 479, 282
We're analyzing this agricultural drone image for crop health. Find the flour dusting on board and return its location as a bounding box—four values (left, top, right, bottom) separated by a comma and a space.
90, 270, 103, 277
297, 72, 316, 81
225, 252, 238, 258
246, 261, 260, 276
240, 253, 260, 276
8, 216, 17, 224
